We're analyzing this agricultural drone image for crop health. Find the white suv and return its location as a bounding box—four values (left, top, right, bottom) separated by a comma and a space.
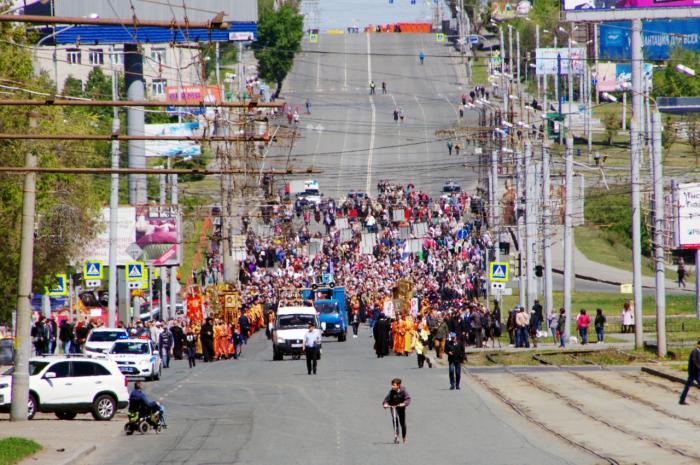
0, 355, 129, 420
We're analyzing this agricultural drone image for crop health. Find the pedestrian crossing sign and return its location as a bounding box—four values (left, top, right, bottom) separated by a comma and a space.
490, 262, 509, 282
83, 260, 103, 280
436, 33, 445, 42
47, 273, 68, 297
126, 262, 145, 281
309, 33, 318, 43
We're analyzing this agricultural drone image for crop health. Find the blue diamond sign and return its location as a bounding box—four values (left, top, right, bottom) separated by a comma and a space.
83, 260, 103, 280
489, 262, 509, 282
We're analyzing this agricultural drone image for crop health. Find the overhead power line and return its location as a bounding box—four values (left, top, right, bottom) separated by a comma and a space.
0, 98, 284, 108
0, 167, 321, 175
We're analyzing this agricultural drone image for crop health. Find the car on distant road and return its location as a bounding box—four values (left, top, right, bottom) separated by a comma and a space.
107, 339, 162, 381
442, 180, 462, 194
84, 328, 128, 354
0, 354, 129, 420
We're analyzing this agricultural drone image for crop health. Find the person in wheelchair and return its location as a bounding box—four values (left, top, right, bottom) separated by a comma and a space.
128, 381, 162, 422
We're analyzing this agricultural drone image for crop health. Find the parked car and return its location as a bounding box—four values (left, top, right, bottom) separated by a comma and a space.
84, 328, 128, 354
0, 354, 129, 420
0, 338, 13, 366
107, 339, 162, 381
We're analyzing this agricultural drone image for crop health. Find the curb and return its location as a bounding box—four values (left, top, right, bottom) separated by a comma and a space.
641, 366, 686, 384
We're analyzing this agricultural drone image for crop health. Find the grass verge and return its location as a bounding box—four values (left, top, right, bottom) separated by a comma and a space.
574, 226, 655, 276
500, 291, 696, 316
464, 348, 655, 367
0, 438, 42, 465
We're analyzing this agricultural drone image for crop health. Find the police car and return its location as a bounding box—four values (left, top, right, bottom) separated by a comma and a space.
106, 339, 162, 381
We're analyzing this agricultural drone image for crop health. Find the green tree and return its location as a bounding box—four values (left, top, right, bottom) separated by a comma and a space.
602, 112, 620, 146
652, 49, 700, 98
62, 75, 84, 98
253, 3, 304, 96
0, 22, 107, 323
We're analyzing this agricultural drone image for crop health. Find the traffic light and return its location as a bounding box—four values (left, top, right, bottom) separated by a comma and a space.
535, 265, 543, 277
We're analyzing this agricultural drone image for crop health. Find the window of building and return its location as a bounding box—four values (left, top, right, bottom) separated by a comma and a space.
151, 48, 166, 65
151, 79, 167, 96
109, 49, 123, 65
66, 49, 81, 65
88, 48, 104, 65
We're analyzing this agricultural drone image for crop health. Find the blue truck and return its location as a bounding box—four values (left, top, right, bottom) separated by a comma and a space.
300, 286, 348, 341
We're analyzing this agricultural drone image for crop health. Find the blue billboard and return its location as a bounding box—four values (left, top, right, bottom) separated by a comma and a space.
600, 19, 700, 61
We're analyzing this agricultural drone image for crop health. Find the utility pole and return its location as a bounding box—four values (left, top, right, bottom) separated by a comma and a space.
542, 143, 553, 319
651, 109, 666, 357
169, 169, 179, 318
563, 24, 575, 340
107, 66, 120, 327
159, 166, 167, 319
500, 27, 507, 118
630, 18, 644, 349
124, 44, 147, 205
517, 148, 525, 309
516, 30, 521, 92
536, 24, 541, 103
11, 117, 37, 421
525, 141, 536, 312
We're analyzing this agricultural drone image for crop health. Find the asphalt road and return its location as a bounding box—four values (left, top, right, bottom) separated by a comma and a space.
265, 33, 479, 200
76, 329, 596, 465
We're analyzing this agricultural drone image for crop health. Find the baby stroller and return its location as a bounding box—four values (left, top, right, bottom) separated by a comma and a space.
125, 404, 167, 435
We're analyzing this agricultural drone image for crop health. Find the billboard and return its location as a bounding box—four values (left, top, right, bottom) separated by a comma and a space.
599, 19, 700, 60
145, 122, 201, 157
491, 0, 532, 20
675, 183, 700, 249
535, 48, 586, 76
165, 85, 221, 116
563, 0, 700, 10
29, 0, 257, 23
594, 63, 653, 92
80, 205, 181, 266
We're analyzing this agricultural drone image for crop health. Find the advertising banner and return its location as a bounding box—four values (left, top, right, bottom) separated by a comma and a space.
80, 205, 181, 266
595, 62, 653, 92
145, 122, 201, 157
491, 0, 532, 20
599, 19, 700, 60
563, 0, 700, 11
675, 182, 700, 249
535, 47, 586, 76
165, 85, 221, 116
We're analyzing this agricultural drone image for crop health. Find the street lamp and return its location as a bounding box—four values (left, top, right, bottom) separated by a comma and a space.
676, 64, 696, 76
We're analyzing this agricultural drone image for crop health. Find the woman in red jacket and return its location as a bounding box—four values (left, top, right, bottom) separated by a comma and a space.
576, 309, 591, 345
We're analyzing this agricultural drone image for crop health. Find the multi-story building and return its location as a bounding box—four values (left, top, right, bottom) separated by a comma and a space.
33, 43, 204, 99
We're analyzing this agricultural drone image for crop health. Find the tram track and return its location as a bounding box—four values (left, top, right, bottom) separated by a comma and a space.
472, 352, 700, 464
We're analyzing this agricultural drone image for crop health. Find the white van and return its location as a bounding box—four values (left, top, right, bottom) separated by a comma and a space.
272, 306, 320, 361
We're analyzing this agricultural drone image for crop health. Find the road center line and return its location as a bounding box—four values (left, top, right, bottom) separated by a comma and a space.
366, 32, 375, 195
343, 34, 348, 91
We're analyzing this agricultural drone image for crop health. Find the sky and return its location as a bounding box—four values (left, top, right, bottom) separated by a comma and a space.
300, 0, 438, 30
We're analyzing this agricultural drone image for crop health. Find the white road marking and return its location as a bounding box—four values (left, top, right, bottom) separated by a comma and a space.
316, 45, 321, 89
415, 95, 431, 162
366, 32, 375, 195
343, 33, 348, 91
